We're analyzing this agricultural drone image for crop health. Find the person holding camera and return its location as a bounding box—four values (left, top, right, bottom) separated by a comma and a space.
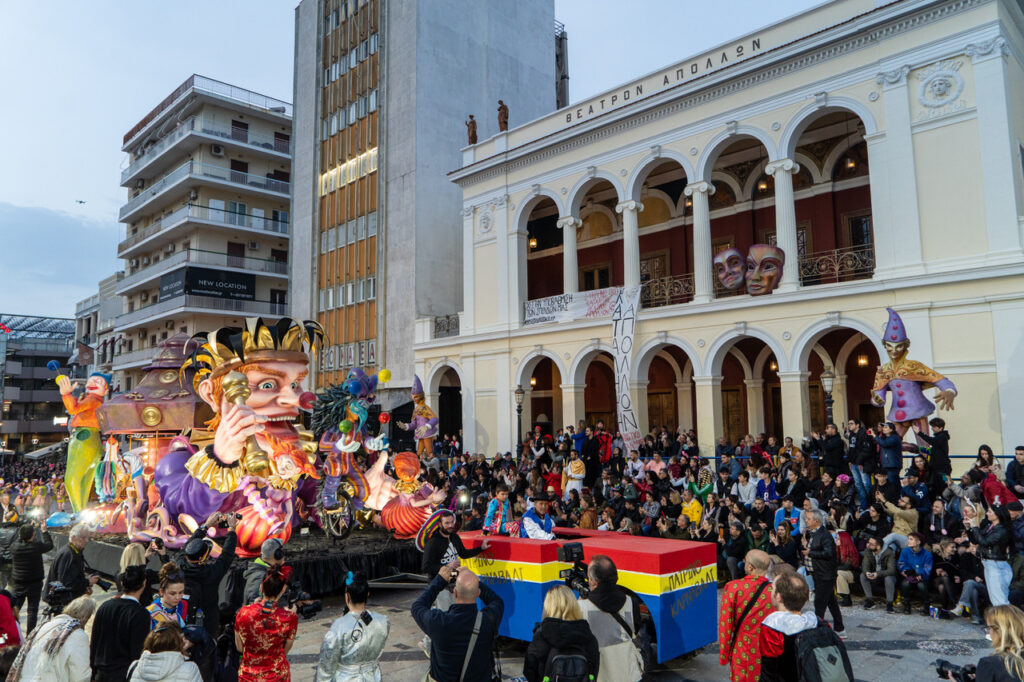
242, 538, 285, 606
412, 561, 504, 682
46, 523, 99, 604
90, 565, 152, 682
234, 566, 297, 682
316, 571, 390, 682
175, 511, 238, 637
578, 555, 645, 682
939, 604, 1024, 681
9, 516, 52, 634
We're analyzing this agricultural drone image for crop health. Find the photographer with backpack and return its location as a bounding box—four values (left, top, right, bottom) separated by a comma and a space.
523, 585, 599, 682
577, 555, 647, 682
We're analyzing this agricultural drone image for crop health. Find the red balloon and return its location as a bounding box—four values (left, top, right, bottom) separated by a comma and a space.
378, 412, 391, 424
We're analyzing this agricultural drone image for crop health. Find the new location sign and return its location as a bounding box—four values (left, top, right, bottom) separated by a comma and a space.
160, 267, 255, 301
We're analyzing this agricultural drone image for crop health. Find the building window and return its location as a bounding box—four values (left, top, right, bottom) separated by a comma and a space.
348, 51, 357, 70
321, 118, 328, 140
327, 227, 336, 251
347, 281, 355, 303
324, 15, 331, 35
358, 96, 366, 119
348, 220, 357, 244
330, 113, 338, 136
323, 68, 330, 87
368, 89, 377, 113
331, 8, 339, 28
580, 263, 611, 291
336, 283, 344, 307
320, 232, 327, 254
357, 215, 366, 240
368, 211, 377, 236
355, 279, 364, 303
366, 276, 376, 300
369, 33, 378, 55
348, 102, 357, 123
338, 107, 347, 129
319, 289, 326, 312
359, 40, 368, 62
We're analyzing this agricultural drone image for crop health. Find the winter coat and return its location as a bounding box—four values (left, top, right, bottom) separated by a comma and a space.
897, 547, 933, 581
523, 617, 600, 682
861, 547, 897, 577
817, 434, 847, 474
877, 434, 904, 471
849, 430, 878, 473
883, 501, 918, 537
128, 651, 202, 682
970, 522, 1013, 562
11, 614, 90, 682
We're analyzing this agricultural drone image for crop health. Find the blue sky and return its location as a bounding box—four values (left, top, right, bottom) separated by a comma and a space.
0, 0, 821, 319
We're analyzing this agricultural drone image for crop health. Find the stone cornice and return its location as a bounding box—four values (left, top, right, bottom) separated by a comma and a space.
450, 0, 988, 189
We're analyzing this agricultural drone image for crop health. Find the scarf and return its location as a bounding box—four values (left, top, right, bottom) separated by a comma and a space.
7, 616, 82, 682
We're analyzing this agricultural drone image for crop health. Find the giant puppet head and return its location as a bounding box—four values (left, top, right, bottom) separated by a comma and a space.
85, 372, 112, 398
713, 248, 745, 291
745, 244, 785, 296
181, 317, 323, 488
881, 307, 911, 363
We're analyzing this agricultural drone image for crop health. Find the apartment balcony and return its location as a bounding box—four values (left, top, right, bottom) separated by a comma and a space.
75, 295, 100, 314
115, 294, 287, 331
119, 203, 289, 257
124, 75, 291, 151
121, 116, 291, 187
119, 160, 290, 224
116, 248, 288, 296
641, 274, 695, 309
110, 346, 164, 371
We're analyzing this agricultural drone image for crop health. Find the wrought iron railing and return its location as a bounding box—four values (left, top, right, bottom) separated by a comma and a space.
119, 203, 289, 254
799, 244, 875, 285
641, 274, 694, 308
433, 314, 460, 339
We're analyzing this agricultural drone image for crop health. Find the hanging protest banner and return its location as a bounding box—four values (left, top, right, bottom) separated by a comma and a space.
612, 286, 643, 453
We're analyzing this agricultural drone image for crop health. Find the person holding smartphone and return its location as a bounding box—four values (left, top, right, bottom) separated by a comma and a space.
9, 516, 52, 634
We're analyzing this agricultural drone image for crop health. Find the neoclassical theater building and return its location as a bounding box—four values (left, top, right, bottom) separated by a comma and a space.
412, 0, 1024, 461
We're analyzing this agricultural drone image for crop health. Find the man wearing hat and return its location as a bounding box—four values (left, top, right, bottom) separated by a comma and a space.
175, 511, 238, 637
520, 491, 556, 540
242, 537, 286, 605
901, 468, 930, 517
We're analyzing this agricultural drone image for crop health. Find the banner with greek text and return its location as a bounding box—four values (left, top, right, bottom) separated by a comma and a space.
523, 287, 620, 326
612, 286, 643, 453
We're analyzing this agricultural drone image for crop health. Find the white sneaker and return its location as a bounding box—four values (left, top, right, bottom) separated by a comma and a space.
950, 604, 964, 617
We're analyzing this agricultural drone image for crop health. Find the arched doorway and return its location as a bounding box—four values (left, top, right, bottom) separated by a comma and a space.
524, 197, 563, 301
631, 159, 694, 307
526, 356, 562, 437
436, 367, 462, 441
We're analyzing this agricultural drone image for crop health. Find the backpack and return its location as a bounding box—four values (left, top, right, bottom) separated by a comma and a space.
794, 619, 853, 682
543, 649, 591, 682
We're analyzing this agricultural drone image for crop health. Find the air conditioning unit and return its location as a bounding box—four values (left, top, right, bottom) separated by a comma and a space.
247, 241, 260, 251
165, 320, 175, 329
165, 244, 175, 253
129, 258, 139, 268
134, 179, 145, 189
210, 144, 225, 157
142, 256, 150, 266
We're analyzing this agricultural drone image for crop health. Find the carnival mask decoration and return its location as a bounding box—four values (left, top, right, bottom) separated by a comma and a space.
745, 244, 785, 296
713, 248, 745, 290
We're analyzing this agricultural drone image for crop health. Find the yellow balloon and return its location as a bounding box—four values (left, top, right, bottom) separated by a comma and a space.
378, 368, 391, 382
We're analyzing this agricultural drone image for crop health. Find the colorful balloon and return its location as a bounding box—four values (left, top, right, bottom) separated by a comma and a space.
339, 419, 354, 433
378, 368, 391, 382
378, 411, 390, 424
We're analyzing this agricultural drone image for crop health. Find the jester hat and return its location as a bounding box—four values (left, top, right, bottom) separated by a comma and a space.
882, 307, 908, 343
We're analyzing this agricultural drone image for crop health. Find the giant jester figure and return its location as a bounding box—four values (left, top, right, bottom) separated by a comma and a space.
151, 318, 323, 556
57, 371, 111, 513
396, 375, 438, 457
871, 307, 956, 443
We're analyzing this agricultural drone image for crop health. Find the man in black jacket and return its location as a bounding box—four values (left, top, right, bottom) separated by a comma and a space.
45, 523, 97, 602
811, 424, 846, 478
421, 511, 489, 578
847, 419, 878, 511
9, 519, 52, 633
804, 508, 845, 635
90, 565, 150, 682
412, 561, 504, 682
175, 511, 237, 637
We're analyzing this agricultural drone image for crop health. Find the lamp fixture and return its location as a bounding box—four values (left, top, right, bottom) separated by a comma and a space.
685, 198, 693, 208
857, 354, 869, 366
846, 157, 856, 170
514, 384, 525, 407
528, 237, 538, 249
820, 368, 836, 394
758, 178, 768, 192
529, 376, 537, 387
769, 360, 778, 372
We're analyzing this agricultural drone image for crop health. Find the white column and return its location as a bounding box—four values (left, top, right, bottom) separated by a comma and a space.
745, 379, 766, 435
462, 353, 477, 453
461, 206, 476, 332
778, 371, 811, 442
993, 299, 1024, 453
684, 182, 715, 303
765, 159, 800, 291
830, 373, 849, 428
675, 381, 694, 431
521, 388, 534, 435
491, 196, 511, 329
631, 380, 649, 435
693, 376, 723, 458
967, 38, 1024, 261
560, 383, 586, 428
874, 66, 924, 276
556, 216, 581, 294
615, 200, 644, 288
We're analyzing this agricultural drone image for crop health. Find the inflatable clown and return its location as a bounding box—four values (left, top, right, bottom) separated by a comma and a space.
57, 371, 111, 513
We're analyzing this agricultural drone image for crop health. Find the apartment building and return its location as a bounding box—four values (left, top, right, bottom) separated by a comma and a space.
73, 271, 124, 379
113, 75, 293, 389
291, 0, 559, 407
0, 315, 74, 454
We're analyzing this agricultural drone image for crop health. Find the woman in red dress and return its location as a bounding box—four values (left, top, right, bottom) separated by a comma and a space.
234, 566, 298, 682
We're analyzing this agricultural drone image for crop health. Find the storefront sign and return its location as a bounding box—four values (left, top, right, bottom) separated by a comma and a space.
612, 287, 643, 453
160, 267, 255, 301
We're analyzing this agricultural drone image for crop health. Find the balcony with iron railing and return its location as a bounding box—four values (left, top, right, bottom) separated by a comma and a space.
115, 294, 288, 329
116, 248, 288, 294
433, 314, 460, 339
123, 74, 292, 149
119, 160, 290, 223
122, 116, 292, 186
118, 203, 289, 256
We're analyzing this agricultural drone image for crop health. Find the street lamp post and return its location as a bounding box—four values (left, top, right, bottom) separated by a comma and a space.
514, 384, 525, 456
820, 368, 836, 426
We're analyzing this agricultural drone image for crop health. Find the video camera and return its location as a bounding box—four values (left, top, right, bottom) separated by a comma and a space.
285, 580, 323, 620
935, 659, 977, 682
557, 542, 590, 599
